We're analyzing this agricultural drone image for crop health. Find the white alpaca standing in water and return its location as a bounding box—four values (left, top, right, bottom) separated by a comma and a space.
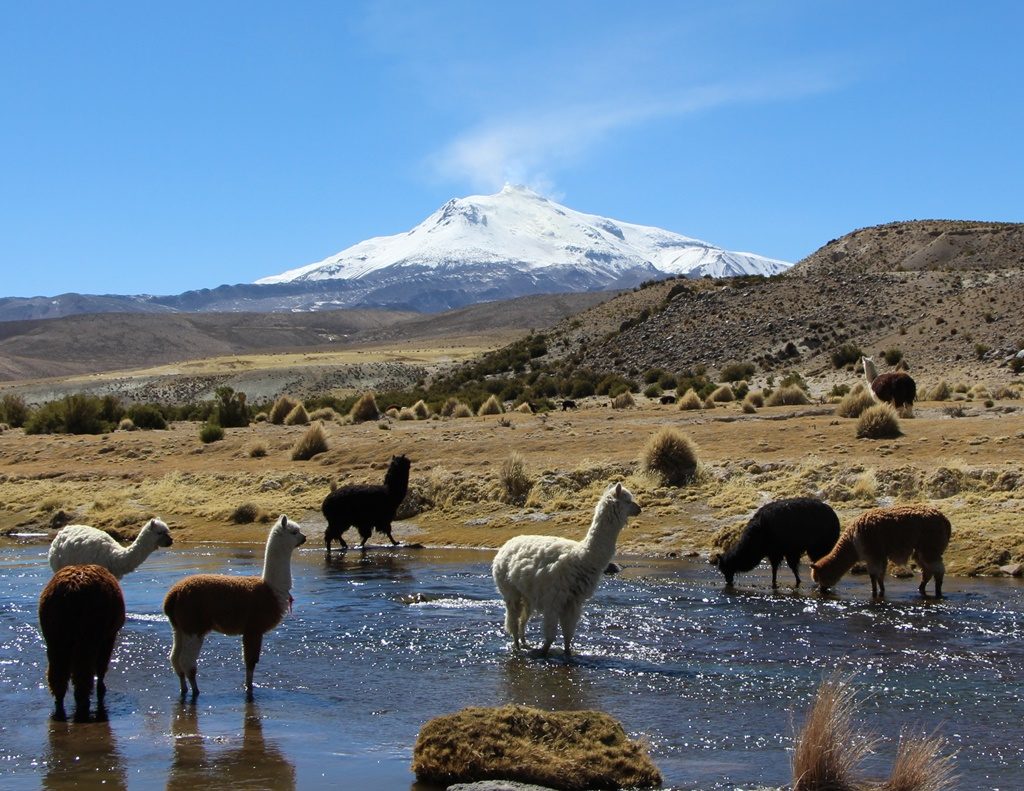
49, 519, 173, 578
492, 483, 641, 658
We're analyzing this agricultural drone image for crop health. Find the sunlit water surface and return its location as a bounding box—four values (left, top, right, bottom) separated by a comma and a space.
0, 544, 1021, 790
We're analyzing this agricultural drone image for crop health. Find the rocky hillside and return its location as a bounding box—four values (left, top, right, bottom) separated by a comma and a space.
538, 220, 1024, 389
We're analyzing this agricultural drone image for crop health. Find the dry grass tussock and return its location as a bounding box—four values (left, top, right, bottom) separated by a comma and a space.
792, 675, 955, 791
744, 390, 765, 408
412, 704, 662, 791
499, 451, 533, 505
230, 502, 268, 524
453, 402, 473, 418
677, 389, 703, 410
478, 394, 504, 416
284, 402, 309, 425
641, 427, 699, 486
766, 385, 812, 407
269, 395, 299, 425
837, 385, 876, 418
515, 401, 534, 414
857, 403, 902, 439
247, 441, 268, 458
398, 407, 417, 421
612, 391, 635, 409
412, 399, 431, 419
710, 384, 735, 402
349, 392, 379, 423
308, 407, 339, 422
291, 421, 328, 461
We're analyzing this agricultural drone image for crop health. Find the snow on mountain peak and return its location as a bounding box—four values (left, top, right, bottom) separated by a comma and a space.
256, 188, 790, 291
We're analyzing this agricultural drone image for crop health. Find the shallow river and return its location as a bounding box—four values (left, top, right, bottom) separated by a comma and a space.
0, 543, 1022, 790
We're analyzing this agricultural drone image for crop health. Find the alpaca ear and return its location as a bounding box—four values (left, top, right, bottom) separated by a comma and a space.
614, 482, 622, 497
278, 514, 288, 527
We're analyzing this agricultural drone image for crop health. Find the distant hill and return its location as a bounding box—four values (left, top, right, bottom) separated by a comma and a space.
0, 291, 610, 382
535, 220, 1024, 384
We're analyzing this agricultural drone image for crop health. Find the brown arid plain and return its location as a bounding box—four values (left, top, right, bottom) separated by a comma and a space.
2, 370, 1022, 579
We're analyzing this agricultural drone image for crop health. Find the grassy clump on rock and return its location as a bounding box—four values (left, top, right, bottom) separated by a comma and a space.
412, 705, 662, 791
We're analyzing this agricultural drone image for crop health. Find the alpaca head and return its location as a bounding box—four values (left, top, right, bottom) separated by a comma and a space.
140, 518, 174, 548
809, 561, 837, 591
269, 515, 306, 552
607, 482, 641, 520
861, 356, 877, 379
385, 454, 411, 482
709, 552, 734, 586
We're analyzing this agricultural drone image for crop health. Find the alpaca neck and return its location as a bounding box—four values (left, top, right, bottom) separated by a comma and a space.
817, 534, 860, 586
578, 501, 625, 568
261, 538, 294, 612
116, 535, 156, 575
863, 358, 878, 384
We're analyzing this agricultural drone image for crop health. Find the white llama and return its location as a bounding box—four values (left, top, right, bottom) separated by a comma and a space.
492, 483, 641, 658
49, 518, 173, 578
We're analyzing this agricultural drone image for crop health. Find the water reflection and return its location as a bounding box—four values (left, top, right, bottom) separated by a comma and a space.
166, 702, 295, 791
42, 714, 127, 791
500, 656, 596, 711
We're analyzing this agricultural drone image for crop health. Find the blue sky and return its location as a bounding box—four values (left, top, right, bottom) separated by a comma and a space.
2, 1, 1022, 298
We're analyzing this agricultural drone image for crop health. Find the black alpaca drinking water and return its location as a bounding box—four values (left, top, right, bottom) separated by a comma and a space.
321, 455, 411, 552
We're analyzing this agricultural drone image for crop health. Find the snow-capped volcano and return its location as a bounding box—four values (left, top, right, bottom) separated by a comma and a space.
257, 186, 789, 305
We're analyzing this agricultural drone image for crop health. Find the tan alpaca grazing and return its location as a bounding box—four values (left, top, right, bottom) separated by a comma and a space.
810, 505, 951, 598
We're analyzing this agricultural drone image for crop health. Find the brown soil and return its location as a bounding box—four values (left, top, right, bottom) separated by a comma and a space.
2, 397, 1021, 578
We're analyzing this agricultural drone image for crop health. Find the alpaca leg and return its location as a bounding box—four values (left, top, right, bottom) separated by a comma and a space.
517, 600, 532, 648
242, 632, 263, 699
382, 522, 400, 546
867, 559, 886, 598
46, 650, 70, 722
171, 632, 205, 699
768, 553, 783, 588
559, 604, 583, 658
784, 554, 802, 586
540, 611, 559, 657
71, 658, 95, 723
95, 632, 118, 705
503, 598, 522, 648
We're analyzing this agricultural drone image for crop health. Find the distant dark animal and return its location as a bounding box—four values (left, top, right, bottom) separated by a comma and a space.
322, 455, 411, 551
659, 395, 677, 405
862, 355, 916, 416
560, 400, 577, 411
39, 564, 126, 721
811, 504, 951, 598
710, 497, 841, 588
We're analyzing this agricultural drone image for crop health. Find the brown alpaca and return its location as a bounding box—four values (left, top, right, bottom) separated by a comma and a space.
163, 516, 305, 699
38, 564, 126, 721
810, 505, 951, 598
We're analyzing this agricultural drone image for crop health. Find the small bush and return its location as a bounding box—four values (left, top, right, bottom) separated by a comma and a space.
741, 401, 756, 414
677, 389, 703, 410
0, 394, 30, 427
882, 348, 904, 365
349, 392, 380, 423
118, 417, 136, 431
720, 362, 756, 382
836, 387, 876, 418
829, 383, 851, 398
856, 403, 902, 439
765, 385, 811, 407
231, 503, 265, 524
929, 381, 952, 401
398, 407, 417, 420
440, 397, 460, 417
478, 395, 504, 416
612, 391, 635, 409
291, 421, 328, 460
993, 385, 1020, 400
199, 423, 224, 443
213, 386, 250, 428
515, 402, 534, 414
412, 399, 431, 419
25, 394, 110, 435
453, 403, 473, 418
641, 427, 699, 486
309, 407, 339, 422
709, 384, 735, 402
127, 403, 168, 430
269, 396, 299, 425
830, 343, 863, 369
284, 403, 310, 426
499, 451, 533, 505
247, 441, 268, 458
643, 383, 662, 398
744, 390, 765, 408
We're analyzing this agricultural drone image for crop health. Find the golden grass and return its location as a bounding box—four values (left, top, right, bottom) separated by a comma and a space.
349, 392, 380, 423
269, 395, 299, 425
309, 407, 339, 422
499, 451, 532, 505
677, 389, 703, 410
247, 441, 268, 458
766, 385, 811, 407
283, 403, 310, 426
411, 705, 662, 790
612, 391, 635, 409
837, 386, 876, 418
792, 676, 955, 791
291, 422, 328, 461
412, 399, 431, 419
477, 394, 504, 416
710, 384, 735, 402
453, 402, 473, 418
857, 403, 902, 439
641, 427, 699, 486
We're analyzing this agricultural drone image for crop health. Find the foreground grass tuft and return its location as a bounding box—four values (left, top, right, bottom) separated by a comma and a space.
291, 421, 328, 460
677, 389, 703, 410
856, 403, 902, 439
499, 451, 533, 505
